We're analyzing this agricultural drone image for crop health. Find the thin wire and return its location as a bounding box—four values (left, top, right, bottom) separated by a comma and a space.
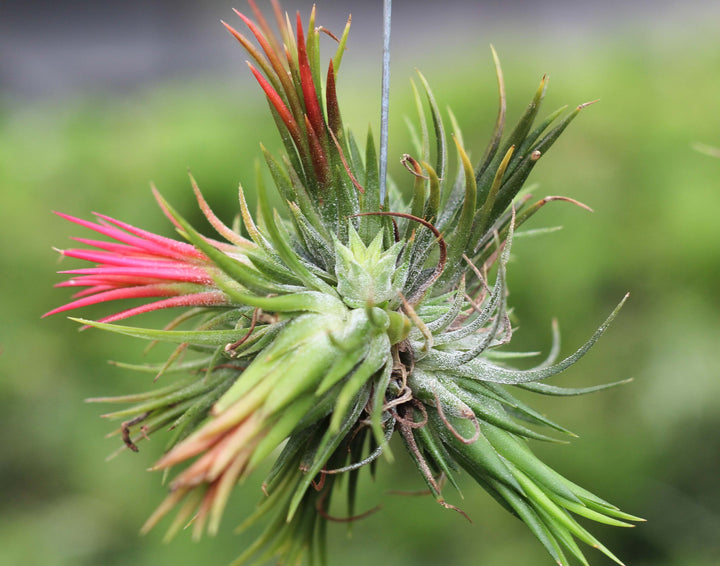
379, 0, 392, 206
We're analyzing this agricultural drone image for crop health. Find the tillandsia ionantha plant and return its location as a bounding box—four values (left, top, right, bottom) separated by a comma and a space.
46, 2, 642, 565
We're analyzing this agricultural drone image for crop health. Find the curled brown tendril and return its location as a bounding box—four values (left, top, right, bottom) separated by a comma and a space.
315, 486, 382, 523
401, 154, 430, 180
329, 127, 365, 194
121, 412, 150, 452
225, 307, 259, 352
433, 388, 481, 445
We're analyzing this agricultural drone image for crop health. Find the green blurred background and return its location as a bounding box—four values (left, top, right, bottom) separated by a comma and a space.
2, 1, 719, 565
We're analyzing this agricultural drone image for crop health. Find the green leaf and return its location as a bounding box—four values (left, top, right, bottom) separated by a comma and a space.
417, 70, 447, 181
476, 74, 547, 194
482, 424, 582, 503
71, 317, 269, 346
256, 170, 339, 297
439, 136, 476, 288
475, 144, 515, 237
359, 126, 383, 240
475, 46, 506, 180
330, 334, 390, 433
436, 294, 629, 384
247, 394, 318, 470
491, 479, 570, 566
331, 15, 351, 75
547, 492, 636, 528
424, 277, 466, 333
517, 378, 634, 396
445, 382, 563, 443
511, 466, 626, 565
287, 385, 371, 520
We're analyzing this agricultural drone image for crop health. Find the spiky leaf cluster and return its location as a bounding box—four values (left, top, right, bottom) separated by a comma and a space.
48, 3, 640, 565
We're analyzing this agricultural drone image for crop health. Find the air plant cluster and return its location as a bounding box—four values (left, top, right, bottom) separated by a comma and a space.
47, 2, 640, 565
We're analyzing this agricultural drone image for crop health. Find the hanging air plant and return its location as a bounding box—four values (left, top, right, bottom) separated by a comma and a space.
47, 2, 640, 564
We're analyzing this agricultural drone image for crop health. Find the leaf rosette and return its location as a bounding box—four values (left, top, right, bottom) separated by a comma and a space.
47, 2, 640, 565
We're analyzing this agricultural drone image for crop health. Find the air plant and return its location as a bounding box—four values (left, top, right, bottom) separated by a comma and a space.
47, 2, 641, 565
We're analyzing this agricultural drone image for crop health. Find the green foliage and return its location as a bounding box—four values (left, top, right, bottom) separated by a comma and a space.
38, 6, 644, 565
6, 5, 712, 564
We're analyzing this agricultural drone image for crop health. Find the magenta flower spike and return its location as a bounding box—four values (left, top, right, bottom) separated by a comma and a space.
45, 192, 242, 324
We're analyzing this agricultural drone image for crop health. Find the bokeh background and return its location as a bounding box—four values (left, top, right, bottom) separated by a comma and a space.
2, 1, 719, 565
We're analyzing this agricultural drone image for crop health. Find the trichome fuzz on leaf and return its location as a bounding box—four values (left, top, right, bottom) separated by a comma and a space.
47, 2, 640, 565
